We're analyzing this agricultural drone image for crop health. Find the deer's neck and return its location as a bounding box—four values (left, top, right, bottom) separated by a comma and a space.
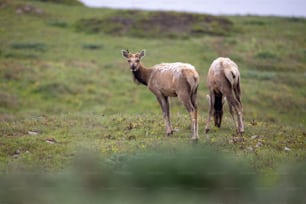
132, 64, 152, 86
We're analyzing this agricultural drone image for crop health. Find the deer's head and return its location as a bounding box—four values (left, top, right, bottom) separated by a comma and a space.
121, 49, 145, 72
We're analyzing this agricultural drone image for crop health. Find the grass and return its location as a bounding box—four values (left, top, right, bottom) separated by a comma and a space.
0, 0, 305, 202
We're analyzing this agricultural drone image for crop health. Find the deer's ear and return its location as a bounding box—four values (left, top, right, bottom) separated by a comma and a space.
139, 50, 145, 58
121, 50, 129, 58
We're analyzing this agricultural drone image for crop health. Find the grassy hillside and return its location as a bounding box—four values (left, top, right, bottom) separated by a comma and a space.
0, 1, 305, 201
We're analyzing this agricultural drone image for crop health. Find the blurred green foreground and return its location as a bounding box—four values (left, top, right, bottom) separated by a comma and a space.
0, 147, 305, 204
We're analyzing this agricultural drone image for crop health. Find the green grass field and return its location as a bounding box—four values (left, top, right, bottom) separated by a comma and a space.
0, 0, 305, 203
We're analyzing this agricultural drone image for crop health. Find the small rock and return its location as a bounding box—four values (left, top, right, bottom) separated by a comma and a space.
256, 142, 263, 148
251, 135, 258, 140
28, 131, 39, 135
16, 9, 23, 15
13, 149, 20, 158
247, 146, 254, 151
46, 138, 56, 144
284, 147, 291, 152
232, 137, 244, 143
173, 128, 180, 132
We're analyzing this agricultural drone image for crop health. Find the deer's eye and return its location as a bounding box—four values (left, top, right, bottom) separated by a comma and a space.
136, 60, 140, 63
128, 60, 131, 63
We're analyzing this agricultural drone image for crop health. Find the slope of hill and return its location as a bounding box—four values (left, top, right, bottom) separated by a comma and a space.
0, 0, 305, 173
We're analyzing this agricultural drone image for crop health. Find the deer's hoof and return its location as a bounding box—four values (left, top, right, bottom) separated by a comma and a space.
237, 129, 244, 135
205, 128, 210, 134
191, 136, 199, 143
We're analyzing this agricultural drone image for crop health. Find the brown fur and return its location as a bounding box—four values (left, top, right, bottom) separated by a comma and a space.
122, 49, 200, 140
205, 57, 244, 134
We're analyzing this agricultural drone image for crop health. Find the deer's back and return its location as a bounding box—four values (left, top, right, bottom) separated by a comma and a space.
148, 63, 199, 96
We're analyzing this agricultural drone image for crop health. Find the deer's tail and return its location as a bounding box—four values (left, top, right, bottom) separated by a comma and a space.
224, 69, 238, 87
184, 70, 200, 94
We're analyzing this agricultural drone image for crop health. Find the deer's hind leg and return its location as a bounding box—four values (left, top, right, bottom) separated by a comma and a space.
228, 102, 235, 124
205, 92, 214, 133
156, 94, 173, 136
190, 89, 199, 140
233, 83, 244, 134
224, 92, 244, 134
178, 90, 199, 140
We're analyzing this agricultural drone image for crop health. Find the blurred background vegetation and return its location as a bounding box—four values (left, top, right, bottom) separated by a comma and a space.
0, 0, 305, 202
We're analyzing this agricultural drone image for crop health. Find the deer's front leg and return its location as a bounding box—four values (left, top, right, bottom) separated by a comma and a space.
156, 95, 173, 136
189, 109, 198, 140
237, 106, 244, 134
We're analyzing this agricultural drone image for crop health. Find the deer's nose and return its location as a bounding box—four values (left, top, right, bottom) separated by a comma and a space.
131, 65, 137, 71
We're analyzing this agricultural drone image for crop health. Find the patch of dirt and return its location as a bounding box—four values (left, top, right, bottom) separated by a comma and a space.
16, 4, 44, 15
75, 10, 234, 38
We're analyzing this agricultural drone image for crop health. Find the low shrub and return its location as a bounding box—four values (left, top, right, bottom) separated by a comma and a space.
10, 42, 47, 52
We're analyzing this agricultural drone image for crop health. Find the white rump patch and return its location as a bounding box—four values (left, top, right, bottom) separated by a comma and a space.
211, 57, 239, 74
212, 57, 238, 70
154, 63, 195, 73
